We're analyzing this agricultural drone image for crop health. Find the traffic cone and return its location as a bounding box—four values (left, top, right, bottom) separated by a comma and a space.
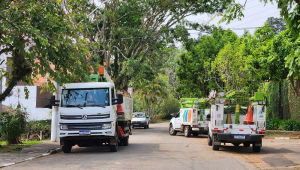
117, 104, 124, 115
226, 112, 232, 124
243, 103, 254, 125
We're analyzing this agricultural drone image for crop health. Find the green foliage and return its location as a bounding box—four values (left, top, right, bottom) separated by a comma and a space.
25, 120, 51, 140
266, 118, 281, 130
267, 118, 300, 131
0, 0, 91, 101
0, 106, 27, 144
176, 28, 239, 97
159, 98, 180, 116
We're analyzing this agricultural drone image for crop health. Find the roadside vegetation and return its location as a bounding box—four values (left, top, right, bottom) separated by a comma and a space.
0, 141, 42, 154
2, 0, 300, 152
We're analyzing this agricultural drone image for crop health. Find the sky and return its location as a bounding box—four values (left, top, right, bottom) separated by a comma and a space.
186, 0, 281, 37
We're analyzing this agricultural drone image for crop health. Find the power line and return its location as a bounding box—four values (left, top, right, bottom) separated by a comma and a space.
234, 11, 280, 28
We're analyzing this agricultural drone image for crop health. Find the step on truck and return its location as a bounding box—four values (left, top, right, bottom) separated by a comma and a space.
50, 66, 132, 153
208, 91, 266, 152
169, 98, 210, 137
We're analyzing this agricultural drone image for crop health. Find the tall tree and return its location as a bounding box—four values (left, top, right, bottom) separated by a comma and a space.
0, 0, 91, 101
87, 0, 236, 90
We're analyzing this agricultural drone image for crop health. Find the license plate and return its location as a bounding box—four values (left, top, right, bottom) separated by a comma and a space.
134, 124, 139, 125
79, 130, 90, 135
234, 135, 245, 139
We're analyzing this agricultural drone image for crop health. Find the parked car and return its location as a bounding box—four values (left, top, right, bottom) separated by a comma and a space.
131, 112, 150, 129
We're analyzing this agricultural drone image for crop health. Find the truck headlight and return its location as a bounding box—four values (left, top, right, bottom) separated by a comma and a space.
60, 124, 68, 130
102, 123, 112, 129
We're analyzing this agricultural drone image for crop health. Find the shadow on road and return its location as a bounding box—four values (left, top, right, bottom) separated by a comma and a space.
217, 145, 296, 155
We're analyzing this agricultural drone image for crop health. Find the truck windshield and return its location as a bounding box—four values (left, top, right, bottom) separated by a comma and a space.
133, 113, 145, 118
61, 88, 110, 107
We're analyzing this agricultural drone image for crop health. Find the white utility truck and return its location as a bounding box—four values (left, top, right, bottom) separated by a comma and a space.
169, 98, 210, 137
50, 66, 132, 153
207, 91, 266, 152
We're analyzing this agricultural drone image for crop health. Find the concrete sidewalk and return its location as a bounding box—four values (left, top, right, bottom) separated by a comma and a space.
0, 141, 61, 168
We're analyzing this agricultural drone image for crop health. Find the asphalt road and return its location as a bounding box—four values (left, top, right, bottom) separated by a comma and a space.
3, 123, 300, 170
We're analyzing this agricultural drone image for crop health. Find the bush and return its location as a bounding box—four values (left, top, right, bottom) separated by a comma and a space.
0, 107, 27, 144
266, 118, 281, 130
267, 118, 300, 131
24, 120, 51, 141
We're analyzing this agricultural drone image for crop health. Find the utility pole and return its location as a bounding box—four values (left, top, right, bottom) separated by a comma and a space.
51, 82, 59, 142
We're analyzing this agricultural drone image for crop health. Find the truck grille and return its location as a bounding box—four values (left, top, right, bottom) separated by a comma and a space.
60, 114, 110, 120
66, 123, 106, 130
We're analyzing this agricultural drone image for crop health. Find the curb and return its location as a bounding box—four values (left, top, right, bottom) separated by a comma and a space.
0, 147, 61, 169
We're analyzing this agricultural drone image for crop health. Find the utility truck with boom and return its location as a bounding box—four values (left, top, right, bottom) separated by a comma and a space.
207, 91, 266, 152
50, 66, 132, 153
169, 98, 210, 137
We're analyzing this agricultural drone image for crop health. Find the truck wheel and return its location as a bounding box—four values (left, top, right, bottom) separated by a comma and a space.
184, 126, 191, 137
147, 124, 149, 129
62, 142, 72, 153
243, 142, 250, 147
208, 135, 212, 146
144, 125, 147, 129
252, 142, 261, 152
212, 136, 219, 151
122, 136, 129, 146
110, 142, 118, 152
233, 143, 240, 147
169, 124, 177, 135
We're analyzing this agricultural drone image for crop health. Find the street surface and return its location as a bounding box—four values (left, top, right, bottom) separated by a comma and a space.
3, 123, 300, 170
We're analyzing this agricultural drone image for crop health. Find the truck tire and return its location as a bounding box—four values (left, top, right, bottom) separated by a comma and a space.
252, 141, 261, 152
169, 124, 177, 136
147, 123, 149, 129
62, 142, 72, 153
122, 136, 129, 146
243, 142, 250, 147
233, 143, 240, 146
144, 125, 147, 129
184, 126, 191, 137
208, 135, 212, 146
110, 142, 118, 152
212, 136, 219, 151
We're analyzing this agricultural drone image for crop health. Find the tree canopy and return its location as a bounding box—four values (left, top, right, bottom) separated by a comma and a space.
0, 0, 92, 101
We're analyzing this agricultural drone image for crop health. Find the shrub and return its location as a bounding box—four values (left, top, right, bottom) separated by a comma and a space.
266, 118, 281, 130
0, 106, 28, 144
24, 120, 51, 141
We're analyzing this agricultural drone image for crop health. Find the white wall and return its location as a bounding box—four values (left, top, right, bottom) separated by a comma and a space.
2, 86, 52, 121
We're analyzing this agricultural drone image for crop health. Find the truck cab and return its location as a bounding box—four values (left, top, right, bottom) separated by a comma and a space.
52, 66, 132, 153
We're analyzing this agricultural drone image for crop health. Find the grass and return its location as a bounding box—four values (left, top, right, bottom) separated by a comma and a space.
0, 141, 42, 153
154, 120, 170, 123
265, 130, 300, 139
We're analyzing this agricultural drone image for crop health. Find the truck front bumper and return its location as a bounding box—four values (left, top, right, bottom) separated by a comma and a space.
132, 121, 147, 127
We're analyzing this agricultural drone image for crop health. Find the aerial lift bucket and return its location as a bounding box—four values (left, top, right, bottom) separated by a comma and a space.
243, 103, 254, 125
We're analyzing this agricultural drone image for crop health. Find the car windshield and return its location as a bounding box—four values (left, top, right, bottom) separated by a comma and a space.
61, 88, 110, 107
133, 113, 146, 118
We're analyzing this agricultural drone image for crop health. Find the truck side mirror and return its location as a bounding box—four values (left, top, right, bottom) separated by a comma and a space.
44, 95, 60, 109
112, 94, 123, 105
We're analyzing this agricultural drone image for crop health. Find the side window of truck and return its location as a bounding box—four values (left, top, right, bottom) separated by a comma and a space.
111, 88, 115, 99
